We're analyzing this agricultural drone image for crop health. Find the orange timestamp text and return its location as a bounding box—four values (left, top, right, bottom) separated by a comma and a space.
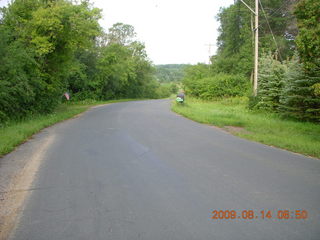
211, 209, 308, 220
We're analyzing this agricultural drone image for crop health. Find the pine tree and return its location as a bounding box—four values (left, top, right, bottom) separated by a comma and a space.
256, 52, 285, 111
279, 56, 320, 122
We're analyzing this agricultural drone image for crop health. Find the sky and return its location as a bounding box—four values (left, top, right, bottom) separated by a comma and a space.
0, 0, 234, 65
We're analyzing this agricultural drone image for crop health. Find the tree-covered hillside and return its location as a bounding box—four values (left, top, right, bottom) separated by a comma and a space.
155, 64, 189, 83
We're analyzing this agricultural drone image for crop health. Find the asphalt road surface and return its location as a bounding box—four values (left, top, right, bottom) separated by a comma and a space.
9, 100, 320, 240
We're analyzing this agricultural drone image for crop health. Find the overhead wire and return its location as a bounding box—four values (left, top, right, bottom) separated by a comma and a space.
216, 0, 284, 61
268, 1, 288, 17
258, 0, 283, 61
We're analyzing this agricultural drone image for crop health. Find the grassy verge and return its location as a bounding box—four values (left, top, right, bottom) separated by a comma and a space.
172, 97, 320, 159
0, 99, 141, 157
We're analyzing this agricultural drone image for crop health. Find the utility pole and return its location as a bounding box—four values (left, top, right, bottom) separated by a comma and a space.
240, 0, 258, 96
254, 0, 258, 96
204, 44, 215, 65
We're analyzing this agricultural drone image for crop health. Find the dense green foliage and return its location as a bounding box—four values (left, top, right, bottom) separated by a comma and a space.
255, 52, 286, 111
182, 0, 298, 101
0, 0, 101, 122
154, 64, 187, 96
183, 0, 319, 122
212, 2, 253, 76
280, 57, 320, 121
184, 74, 249, 100
0, 0, 168, 124
254, 0, 320, 122
182, 63, 250, 100
213, 0, 298, 77
294, 0, 320, 73
253, 52, 320, 122
1, 0, 319, 124
155, 64, 188, 83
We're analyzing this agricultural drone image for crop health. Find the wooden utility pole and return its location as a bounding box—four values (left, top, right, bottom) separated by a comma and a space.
204, 44, 215, 64
240, 0, 258, 96
254, 0, 258, 96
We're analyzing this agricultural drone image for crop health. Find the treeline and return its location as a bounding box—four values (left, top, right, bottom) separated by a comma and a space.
154, 64, 188, 97
183, 0, 320, 122
0, 0, 168, 123
155, 64, 189, 83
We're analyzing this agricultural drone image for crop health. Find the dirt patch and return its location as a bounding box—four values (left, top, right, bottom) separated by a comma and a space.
223, 126, 252, 135
0, 134, 55, 240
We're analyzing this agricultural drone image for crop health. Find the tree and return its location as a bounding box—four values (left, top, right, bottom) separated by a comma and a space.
213, 1, 253, 76
0, 27, 40, 122
0, 0, 102, 121
279, 56, 312, 120
282, 0, 320, 121
107, 23, 136, 46
256, 52, 286, 111
0, 2, 168, 124
213, 0, 299, 77
294, 0, 320, 72
155, 64, 188, 83
94, 24, 160, 100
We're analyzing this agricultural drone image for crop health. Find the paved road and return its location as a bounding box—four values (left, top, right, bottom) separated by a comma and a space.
10, 100, 320, 240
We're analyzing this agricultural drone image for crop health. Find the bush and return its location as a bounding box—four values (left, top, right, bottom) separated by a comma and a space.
184, 74, 250, 100
170, 83, 179, 94
154, 84, 171, 98
248, 96, 261, 109
71, 91, 99, 101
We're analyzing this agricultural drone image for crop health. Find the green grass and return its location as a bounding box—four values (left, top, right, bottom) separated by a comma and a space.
172, 97, 320, 159
0, 99, 141, 157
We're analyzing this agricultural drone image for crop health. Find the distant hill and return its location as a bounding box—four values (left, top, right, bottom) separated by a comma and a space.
155, 64, 190, 83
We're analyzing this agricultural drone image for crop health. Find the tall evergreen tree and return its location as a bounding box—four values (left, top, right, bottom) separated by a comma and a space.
256, 52, 286, 111
279, 55, 320, 121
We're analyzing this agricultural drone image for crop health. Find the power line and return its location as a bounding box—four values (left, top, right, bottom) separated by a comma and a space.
259, 0, 283, 61
268, 1, 288, 17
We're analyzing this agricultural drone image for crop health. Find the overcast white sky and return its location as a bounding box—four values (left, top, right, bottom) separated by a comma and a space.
0, 0, 234, 64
